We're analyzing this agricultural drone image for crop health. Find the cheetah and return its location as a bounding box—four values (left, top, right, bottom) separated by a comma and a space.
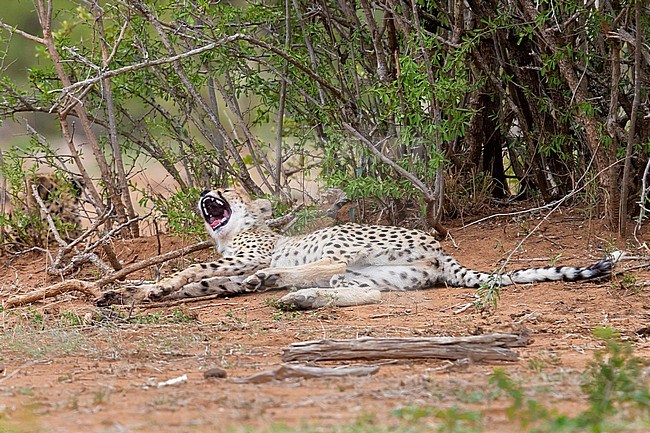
97, 187, 616, 309
1, 173, 84, 249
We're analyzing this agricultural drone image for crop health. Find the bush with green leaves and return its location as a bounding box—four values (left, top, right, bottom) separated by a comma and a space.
0, 0, 647, 236
139, 187, 205, 240
490, 326, 650, 432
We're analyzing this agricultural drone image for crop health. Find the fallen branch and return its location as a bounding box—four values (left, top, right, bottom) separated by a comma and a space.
3, 240, 212, 308
94, 240, 213, 287
4, 279, 100, 308
231, 364, 379, 384
282, 333, 530, 363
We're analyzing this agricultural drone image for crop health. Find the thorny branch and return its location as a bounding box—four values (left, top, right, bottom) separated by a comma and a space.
50, 34, 246, 105
50, 209, 153, 277
0, 18, 45, 44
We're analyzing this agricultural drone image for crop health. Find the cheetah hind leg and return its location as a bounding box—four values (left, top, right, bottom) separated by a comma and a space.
278, 281, 382, 309
276, 261, 438, 309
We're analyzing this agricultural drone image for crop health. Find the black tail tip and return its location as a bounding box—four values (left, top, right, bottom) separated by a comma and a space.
587, 251, 624, 277
589, 258, 613, 274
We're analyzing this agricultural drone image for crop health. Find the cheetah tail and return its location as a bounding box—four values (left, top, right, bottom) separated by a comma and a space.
443, 251, 622, 288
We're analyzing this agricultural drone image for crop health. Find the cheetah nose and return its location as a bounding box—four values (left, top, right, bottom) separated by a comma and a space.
200, 189, 211, 197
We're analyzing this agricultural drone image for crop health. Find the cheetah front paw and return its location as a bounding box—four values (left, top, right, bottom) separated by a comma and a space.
243, 270, 281, 291
96, 290, 126, 307
141, 284, 167, 301
243, 274, 262, 290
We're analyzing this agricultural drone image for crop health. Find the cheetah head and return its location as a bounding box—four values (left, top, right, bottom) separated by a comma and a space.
199, 187, 272, 243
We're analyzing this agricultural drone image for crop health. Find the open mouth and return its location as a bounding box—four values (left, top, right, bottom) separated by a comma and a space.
200, 193, 231, 231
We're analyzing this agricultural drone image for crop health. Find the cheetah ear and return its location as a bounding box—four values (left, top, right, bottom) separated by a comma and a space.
250, 198, 273, 219
228, 184, 270, 217
29, 175, 54, 200
69, 175, 84, 197
231, 185, 252, 202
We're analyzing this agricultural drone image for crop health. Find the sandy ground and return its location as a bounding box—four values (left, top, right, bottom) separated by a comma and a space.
0, 208, 649, 432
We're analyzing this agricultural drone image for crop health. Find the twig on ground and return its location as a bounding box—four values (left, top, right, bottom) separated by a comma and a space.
612, 262, 650, 277
509, 257, 554, 262
4, 279, 100, 308
134, 292, 233, 309
231, 364, 379, 384
539, 234, 567, 249
369, 312, 413, 319
188, 301, 239, 310
453, 302, 474, 314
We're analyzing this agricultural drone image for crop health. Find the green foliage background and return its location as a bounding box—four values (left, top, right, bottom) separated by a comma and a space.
0, 0, 648, 233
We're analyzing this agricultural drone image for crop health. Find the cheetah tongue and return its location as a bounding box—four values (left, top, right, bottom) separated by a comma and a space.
210, 218, 223, 229
209, 209, 230, 230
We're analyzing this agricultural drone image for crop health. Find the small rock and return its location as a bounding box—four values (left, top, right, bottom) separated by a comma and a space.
204, 367, 227, 379
83, 312, 94, 325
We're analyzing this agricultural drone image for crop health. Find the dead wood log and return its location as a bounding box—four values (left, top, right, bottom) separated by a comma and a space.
282, 333, 530, 363
4, 279, 100, 308
231, 364, 379, 384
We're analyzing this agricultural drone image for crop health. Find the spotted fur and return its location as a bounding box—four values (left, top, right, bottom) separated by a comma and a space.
1, 174, 84, 249
96, 187, 615, 308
